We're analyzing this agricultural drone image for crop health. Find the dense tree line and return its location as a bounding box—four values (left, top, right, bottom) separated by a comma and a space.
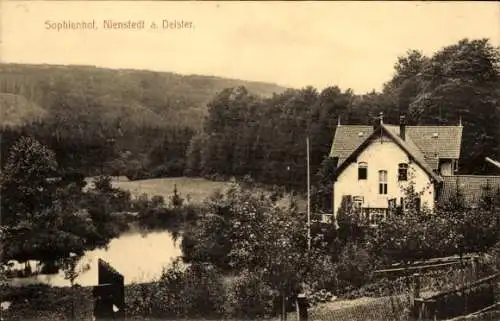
186, 39, 500, 200
0, 119, 194, 179
0, 63, 284, 179
1, 38, 499, 199
0, 137, 132, 272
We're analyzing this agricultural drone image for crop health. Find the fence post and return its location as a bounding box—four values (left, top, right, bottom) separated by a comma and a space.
296, 293, 308, 321
471, 256, 477, 281
413, 273, 421, 299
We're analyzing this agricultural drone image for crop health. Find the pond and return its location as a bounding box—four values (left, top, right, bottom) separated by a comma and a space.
7, 229, 182, 287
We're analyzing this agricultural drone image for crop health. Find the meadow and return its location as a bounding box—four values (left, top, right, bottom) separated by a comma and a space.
111, 177, 231, 204
85, 176, 307, 211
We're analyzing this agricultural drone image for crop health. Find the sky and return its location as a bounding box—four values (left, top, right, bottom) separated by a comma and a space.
1, 1, 499, 94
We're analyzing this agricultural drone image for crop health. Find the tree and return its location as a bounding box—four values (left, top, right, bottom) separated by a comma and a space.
1, 137, 130, 270
369, 177, 451, 264
170, 184, 184, 208
383, 50, 428, 121
181, 183, 332, 320
61, 253, 91, 320
311, 157, 337, 213
409, 39, 500, 174
0, 136, 58, 227
369, 175, 500, 265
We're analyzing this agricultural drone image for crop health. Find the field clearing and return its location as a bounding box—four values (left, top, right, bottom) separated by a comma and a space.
109, 177, 232, 204
85, 176, 306, 210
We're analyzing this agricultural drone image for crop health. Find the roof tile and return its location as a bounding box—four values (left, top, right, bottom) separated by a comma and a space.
438, 175, 500, 205
330, 124, 462, 170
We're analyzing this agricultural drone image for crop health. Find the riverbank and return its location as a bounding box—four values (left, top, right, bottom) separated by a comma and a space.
1, 284, 93, 321
5, 228, 181, 288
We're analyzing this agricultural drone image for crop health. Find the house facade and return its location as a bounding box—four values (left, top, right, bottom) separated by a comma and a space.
329, 114, 463, 225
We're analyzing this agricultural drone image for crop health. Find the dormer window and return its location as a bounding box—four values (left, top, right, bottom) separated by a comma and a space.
358, 162, 368, 180
398, 163, 408, 181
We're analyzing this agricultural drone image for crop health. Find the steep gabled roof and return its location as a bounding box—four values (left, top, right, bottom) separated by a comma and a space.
438, 175, 500, 205
330, 124, 462, 171
329, 125, 372, 166
333, 124, 443, 183
406, 126, 463, 162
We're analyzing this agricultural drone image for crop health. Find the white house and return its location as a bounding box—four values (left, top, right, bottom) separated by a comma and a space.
329, 114, 463, 225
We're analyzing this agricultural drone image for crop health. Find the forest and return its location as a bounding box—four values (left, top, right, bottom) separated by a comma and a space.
1, 37, 500, 321
1, 38, 500, 201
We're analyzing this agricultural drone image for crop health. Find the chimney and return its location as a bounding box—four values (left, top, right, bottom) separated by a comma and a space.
373, 112, 384, 130
399, 115, 406, 140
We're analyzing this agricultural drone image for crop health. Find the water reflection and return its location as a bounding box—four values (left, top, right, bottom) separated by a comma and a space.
7, 230, 182, 287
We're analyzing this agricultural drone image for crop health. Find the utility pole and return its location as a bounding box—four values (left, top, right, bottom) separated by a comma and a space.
306, 136, 311, 251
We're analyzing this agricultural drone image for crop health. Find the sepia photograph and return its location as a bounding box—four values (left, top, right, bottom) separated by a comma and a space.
0, 1, 499, 320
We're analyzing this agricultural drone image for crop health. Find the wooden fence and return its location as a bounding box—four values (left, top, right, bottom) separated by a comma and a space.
373, 254, 479, 278
411, 271, 500, 320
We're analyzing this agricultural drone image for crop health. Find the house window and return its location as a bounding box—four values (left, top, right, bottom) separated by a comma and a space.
379, 170, 388, 194
362, 208, 387, 226
400, 197, 421, 212
398, 163, 408, 181
415, 197, 421, 212
353, 196, 364, 209
358, 162, 368, 180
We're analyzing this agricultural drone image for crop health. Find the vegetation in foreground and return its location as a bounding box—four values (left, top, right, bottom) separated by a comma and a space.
1, 37, 500, 321
1, 136, 499, 321
1, 134, 499, 316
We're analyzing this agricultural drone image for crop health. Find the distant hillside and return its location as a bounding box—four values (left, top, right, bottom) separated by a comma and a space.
0, 63, 289, 129
0, 93, 47, 127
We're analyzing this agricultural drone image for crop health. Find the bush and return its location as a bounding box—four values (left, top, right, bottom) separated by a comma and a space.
1, 284, 93, 321
304, 251, 338, 292
335, 242, 375, 293
126, 260, 226, 318
125, 282, 162, 317
150, 160, 185, 178
180, 214, 232, 270
136, 201, 200, 232
225, 270, 275, 319
308, 289, 335, 306
488, 241, 500, 272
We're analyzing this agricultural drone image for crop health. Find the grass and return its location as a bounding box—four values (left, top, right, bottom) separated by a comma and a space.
282, 295, 411, 321
98, 176, 232, 205
87, 176, 307, 210
10, 279, 485, 321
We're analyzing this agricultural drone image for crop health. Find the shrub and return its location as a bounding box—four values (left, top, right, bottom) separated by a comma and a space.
127, 260, 226, 318
488, 241, 500, 272
125, 282, 162, 317
180, 214, 232, 270
304, 251, 338, 292
224, 270, 275, 319
1, 284, 93, 321
335, 242, 375, 293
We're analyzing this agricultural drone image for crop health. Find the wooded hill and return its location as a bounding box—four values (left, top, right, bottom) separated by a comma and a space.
0, 63, 287, 129
1, 38, 499, 198
0, 64, 287, 178
185, 38, 500, 203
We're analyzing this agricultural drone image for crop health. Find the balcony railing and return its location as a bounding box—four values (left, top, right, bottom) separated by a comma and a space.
311, 213, 334, 224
